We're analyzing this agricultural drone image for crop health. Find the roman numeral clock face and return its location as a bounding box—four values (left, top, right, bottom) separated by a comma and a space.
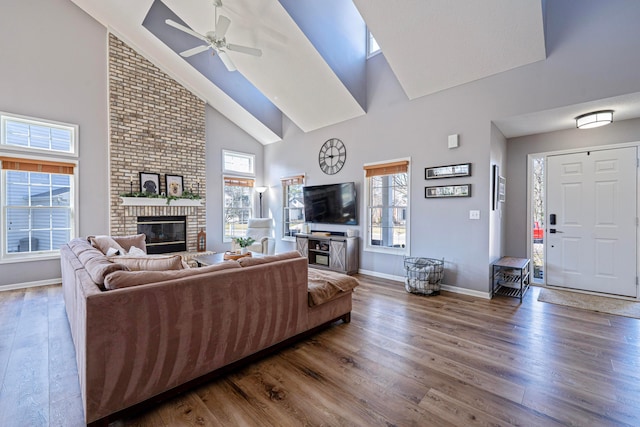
318, 138, 346, 175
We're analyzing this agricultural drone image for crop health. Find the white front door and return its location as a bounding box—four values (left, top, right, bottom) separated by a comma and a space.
546, 147, 637, 297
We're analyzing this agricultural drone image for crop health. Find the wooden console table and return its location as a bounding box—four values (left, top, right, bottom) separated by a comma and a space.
491, 256, 530, 302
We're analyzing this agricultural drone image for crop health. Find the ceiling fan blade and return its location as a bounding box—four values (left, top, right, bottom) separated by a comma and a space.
165, 19, 208, 43
227, 43, 262, 57
179, 44, 211, 58
215, 15, 231, 39
217, 50, 237, 71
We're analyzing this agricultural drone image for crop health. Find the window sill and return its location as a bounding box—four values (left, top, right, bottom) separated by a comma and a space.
364, 245, 408, 256
0, 253, 60, 264
119, 197, 202, 207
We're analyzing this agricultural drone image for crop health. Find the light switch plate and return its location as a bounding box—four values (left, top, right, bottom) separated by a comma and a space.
469, 210, 480, 220
448, 134, 459, 149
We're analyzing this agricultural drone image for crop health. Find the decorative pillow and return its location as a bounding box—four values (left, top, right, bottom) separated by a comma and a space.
127, 246, 146, 256
108, 254, 186, 271
113, 233, 147, 254
104, 261, 241, 290
88, 235, 126, 256
237, 251, 302, 267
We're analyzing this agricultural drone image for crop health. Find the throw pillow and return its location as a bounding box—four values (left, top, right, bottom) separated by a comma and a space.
109, 254, 186, 271
113, 233, 147, 254
89, 235, 126, 256
127, 246, 146, 256
104, 261, 241, 290
237, 251, 302, 267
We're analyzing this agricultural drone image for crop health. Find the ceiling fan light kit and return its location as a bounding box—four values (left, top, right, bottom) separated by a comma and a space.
165, 0, 262, 72
575, 110, 614, 129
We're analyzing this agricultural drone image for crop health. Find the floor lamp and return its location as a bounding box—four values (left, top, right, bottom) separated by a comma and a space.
255, 186, 268, 217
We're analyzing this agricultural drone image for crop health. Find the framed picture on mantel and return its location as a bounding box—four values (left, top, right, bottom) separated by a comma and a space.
139, 172, 160, 195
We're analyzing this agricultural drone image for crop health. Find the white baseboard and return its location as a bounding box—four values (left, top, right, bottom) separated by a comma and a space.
0, 278, 61, 292
357, 269, 491, 299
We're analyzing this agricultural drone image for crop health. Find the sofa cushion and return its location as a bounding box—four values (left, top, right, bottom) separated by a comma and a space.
74, 243, 129, 289
237, 251, 302, 267
104, 261, 242, 290
89, 235, 126, 256
108, 254, 186, 271
113, 233, 147, 254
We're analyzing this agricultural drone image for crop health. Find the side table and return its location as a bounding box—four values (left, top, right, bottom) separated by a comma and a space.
491, 256, 530, 302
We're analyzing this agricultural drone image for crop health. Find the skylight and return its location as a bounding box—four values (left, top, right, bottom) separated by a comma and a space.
367, 30, 380, 58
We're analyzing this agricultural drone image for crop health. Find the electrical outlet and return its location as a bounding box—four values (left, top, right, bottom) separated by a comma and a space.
469, 210, 480, 220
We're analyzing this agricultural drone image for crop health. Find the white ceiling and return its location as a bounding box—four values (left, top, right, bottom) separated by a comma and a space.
70, 0, 559, 143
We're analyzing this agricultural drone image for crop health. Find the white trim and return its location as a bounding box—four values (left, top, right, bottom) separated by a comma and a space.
222, 149, 256, 176
119, 197, 202, 207
0, 111, 78, 156
0, 278, 61, 292
357, 269, 491, 299
363, 156, 411, 256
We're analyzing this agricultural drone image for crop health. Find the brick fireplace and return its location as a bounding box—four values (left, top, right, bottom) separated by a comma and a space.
108, 34, 206, 252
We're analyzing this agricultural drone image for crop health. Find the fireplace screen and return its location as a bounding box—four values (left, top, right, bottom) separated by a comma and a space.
137, 216, 187, 254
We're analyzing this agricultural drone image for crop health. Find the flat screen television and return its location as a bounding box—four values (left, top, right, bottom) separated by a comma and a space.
303, 182, 358, 225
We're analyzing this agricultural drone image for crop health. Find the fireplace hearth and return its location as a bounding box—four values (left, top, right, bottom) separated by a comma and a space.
137, 216, 187, 254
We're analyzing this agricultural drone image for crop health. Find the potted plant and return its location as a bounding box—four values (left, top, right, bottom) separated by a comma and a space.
233, 237, 255, 254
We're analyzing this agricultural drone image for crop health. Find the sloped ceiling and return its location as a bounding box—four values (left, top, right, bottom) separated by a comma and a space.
69, 0, 547, 143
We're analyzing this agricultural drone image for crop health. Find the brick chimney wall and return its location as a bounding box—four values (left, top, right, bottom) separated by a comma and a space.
108, 33, 206, 252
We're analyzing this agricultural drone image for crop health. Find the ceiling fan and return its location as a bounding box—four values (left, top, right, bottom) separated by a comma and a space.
165, 0, 262, 72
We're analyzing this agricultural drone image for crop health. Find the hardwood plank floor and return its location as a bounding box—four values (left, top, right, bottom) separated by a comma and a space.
1, 275, 640, 426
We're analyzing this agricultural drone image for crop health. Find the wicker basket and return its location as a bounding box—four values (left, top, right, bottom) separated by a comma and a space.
403, 257, 444, 296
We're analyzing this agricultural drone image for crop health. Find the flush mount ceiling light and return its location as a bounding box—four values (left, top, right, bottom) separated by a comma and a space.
575, 110, 614, 129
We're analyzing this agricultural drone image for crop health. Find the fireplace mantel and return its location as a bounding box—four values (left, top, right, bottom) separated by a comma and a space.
119, 197, 202, 207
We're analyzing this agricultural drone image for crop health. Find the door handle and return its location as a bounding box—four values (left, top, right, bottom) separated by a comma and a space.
549, 229, 563, 234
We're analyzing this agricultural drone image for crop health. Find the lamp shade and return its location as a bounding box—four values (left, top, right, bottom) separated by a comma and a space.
575, 110, 613, 129
255, 186, 268, 194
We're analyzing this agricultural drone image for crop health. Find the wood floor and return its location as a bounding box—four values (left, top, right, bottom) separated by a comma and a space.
1, 275, 640, 426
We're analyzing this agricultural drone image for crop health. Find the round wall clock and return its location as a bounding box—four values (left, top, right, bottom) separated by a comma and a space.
318, 138, 346, 175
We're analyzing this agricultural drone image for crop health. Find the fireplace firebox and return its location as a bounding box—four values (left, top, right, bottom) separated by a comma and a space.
137, 216, 187, 254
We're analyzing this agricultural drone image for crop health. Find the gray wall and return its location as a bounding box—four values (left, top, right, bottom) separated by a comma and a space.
505, 117, 640, 259
205, 105, 265, 254
0, 0, 108, 287
264, 0, 640, 294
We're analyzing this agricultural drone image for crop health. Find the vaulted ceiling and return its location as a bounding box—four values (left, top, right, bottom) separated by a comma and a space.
69, 0, 547, 144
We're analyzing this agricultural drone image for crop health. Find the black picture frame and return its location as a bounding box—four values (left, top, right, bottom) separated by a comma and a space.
139, 172, 160, 195
492, 165, 499, 210
165, 174, 184, 197
425, 163, 471, 179
425, 184, 471, 198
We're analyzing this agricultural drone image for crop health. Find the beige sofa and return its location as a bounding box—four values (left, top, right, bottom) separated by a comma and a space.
61, 237, 357, 426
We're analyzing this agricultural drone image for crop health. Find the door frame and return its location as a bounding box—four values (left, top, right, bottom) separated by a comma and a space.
526, 140, 640, 298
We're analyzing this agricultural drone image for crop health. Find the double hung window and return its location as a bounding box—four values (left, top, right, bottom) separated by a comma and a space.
0, 113, 77, 260
364, 159, 409, 254
281, 175, 305, 239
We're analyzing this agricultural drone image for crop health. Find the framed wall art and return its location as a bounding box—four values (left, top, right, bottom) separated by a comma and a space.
492, 165, 499, 210
425, 184, 471, 198
165, 174, 184, 197
425, 163, 471, 179
139, 172, 160, 195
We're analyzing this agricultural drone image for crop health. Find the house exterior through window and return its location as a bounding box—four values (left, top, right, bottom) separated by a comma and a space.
281, 174, 305, 240
0, 113, 77, 260
364, 159, 410, 254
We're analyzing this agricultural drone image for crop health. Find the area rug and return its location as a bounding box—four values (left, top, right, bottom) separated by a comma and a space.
538, 288, 640, 319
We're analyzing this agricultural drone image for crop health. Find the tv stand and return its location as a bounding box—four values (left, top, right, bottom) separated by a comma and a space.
295, 234, 358, 275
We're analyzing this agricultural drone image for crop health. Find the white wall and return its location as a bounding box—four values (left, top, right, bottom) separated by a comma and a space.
264, 0, 640, 294
0, 0, 108, 288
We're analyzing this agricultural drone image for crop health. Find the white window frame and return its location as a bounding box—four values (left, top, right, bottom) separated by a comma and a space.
1, 112, 78, 156
363, 157, 410, 255
367, 28, 381, 58
222, 149, 255, 176
222, 175, 255, 243
0, 112, 78, 263
281, 175, 305, 242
